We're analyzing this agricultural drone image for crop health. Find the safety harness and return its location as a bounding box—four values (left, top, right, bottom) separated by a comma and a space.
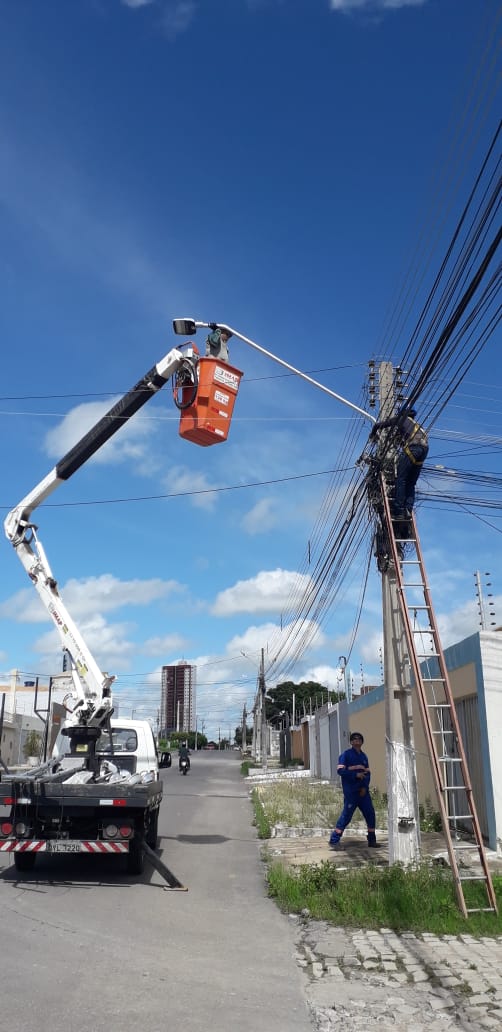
403, 419, 428, 465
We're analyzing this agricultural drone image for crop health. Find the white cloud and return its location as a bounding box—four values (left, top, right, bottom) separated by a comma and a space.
163, 464, 219, 510
211, 568, 312, 616
359, 628, 383, 665
142, 632, 188, 656
0, 574, 182, 623
330, 0, 428, 9
162, 1, 197, 40
33, 614, 137, 672
241, 497, 278, 535
300, 663, 347, 693
43, 398, 158, 468
438, 596, 502, 649
122, 0, 154, 7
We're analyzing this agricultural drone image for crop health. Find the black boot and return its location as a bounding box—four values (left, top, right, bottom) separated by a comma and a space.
367, 835, 381, 848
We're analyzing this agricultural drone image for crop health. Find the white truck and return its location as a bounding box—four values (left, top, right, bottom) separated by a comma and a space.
0, 718, 167, 874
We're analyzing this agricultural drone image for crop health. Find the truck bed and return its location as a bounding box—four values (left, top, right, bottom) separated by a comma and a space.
0, 772, 162, 811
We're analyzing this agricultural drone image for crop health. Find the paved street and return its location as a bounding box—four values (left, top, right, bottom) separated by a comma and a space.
2, 754, 502, 1030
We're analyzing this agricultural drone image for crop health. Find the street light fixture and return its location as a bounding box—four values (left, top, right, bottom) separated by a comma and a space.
173, 319, 375, 424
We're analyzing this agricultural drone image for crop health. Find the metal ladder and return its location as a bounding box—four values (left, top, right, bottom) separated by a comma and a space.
380, 480, 498, 917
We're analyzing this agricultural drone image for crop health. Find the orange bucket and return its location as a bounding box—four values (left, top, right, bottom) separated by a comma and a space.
178, 358, 243, 447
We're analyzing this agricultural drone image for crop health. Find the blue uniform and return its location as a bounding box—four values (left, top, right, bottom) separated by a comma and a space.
329, 746, 377, 846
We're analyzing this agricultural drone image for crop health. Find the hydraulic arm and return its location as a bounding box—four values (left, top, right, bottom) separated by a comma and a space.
4, 344, 197, 732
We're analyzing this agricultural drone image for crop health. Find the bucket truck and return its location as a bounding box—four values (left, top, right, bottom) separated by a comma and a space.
0, 342, 199, 876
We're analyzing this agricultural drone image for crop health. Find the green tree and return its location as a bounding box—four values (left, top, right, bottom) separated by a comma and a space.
23, 729, 42, 760
234, 727, 253, 746
265, 681, 344, 723
159, 731, 208, 752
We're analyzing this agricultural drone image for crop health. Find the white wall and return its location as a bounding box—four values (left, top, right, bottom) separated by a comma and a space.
479, 632, 502, 851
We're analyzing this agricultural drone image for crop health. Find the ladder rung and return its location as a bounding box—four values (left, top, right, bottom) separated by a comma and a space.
466, 908, 497, 914
417, 652, 440, 658
458, 875, 488, 882
407, 605, 430, 611
438, 756, 462, 762
428, 703, 452, 709
423, 677, 446, 683
447, 814, 473, 820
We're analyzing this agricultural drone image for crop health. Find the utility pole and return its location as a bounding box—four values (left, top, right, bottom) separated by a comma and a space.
376, 361, 421, 865
241, 703, 247, 754
259, 647, 267, 770
195, 716, 198, 752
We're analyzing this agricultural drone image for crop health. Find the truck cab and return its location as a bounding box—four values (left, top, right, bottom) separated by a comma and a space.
52, 718, 162, 778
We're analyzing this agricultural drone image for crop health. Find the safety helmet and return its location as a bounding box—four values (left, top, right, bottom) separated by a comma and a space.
350, 732, 364, 743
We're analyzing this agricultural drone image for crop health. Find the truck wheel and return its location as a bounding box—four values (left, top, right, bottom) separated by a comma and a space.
127, 836, 145, 876
146, 811, 158, 850
14, 851, 37, 872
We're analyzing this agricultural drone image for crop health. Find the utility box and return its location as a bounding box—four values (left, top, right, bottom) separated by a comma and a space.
179, 358, 243, 447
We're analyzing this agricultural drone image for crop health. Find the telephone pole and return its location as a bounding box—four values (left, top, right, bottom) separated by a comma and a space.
376, 361, 421, 865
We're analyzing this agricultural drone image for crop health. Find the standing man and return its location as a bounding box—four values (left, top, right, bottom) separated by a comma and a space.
370, 408, 428, 521
329, 732, 380, 849
205, 327, 231, 363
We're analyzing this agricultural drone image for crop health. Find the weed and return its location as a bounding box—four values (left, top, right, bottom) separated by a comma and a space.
267, 861, 502, 935
251, 787, 272, 839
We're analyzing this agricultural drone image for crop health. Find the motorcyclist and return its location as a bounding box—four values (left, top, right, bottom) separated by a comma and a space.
178, 741, 190, 772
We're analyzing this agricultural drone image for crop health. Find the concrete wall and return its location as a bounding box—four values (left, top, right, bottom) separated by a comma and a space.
476, 632, 502, 850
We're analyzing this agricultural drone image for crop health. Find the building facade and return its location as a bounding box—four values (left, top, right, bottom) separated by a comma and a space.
160, 663, 196, 736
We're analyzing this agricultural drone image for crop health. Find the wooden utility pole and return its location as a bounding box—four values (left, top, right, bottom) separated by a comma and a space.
377, 361, 421, 865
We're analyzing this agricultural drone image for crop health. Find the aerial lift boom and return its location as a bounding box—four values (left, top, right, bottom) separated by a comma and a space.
4, 344, 199, 733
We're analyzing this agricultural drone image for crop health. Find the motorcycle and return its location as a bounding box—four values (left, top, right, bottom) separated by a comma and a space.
179, 757, 189, 775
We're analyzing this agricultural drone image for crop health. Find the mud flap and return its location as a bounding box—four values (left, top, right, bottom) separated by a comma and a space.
142, 840, 187, 891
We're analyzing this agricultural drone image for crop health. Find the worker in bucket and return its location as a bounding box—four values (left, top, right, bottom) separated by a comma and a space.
329, 732, 380, 849
205, 327, 231, 363
370, 407, 429, 523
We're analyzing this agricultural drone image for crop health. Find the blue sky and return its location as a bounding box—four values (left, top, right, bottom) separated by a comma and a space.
0, 0, 500, 740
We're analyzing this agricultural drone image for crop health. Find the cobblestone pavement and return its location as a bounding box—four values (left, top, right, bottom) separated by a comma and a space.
269, 830, 502, 1030
293, 918, 502, 1031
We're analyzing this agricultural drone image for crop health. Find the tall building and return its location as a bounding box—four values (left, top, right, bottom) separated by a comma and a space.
160, 663, 196, 735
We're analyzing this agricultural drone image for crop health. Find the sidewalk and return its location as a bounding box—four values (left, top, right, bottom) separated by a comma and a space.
269, 829, 502, 1031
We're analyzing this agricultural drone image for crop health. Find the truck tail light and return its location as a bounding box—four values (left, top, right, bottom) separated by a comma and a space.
102, 822, 133, 840
14, 822, 31, 837
0, 822, 13, 837
102, 823, 119, 839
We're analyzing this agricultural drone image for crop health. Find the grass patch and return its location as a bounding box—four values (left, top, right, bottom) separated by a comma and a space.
267, 861, 502, 935
241, 760, 259, 777
253, 779, 388, 831
251, 787, 272, 839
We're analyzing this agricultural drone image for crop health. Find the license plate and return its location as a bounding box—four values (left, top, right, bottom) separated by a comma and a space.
47, 840, 81, 853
